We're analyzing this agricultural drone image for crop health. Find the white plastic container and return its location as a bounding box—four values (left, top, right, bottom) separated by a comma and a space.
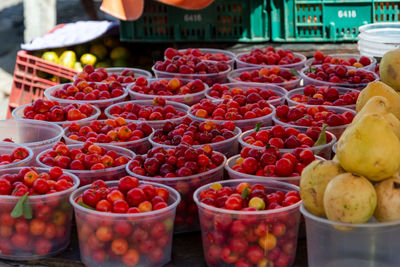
301, 203, 400, 267
235, 51, 307, 70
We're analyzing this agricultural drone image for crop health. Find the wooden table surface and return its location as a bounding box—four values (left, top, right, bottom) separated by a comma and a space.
0, 42, 359, 267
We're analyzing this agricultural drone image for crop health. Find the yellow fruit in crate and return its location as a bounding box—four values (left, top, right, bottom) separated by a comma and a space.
110, 46, 130, 61
59, 51, 76, 69
324, 173, 377, 223
90, 44, 108, 60
80, 53, 97, 66
74, 62, 83, 72
95, 61, 112, 68
337, 113, 400, 182
104, 36, 120, 48
54, 47, 67, 56
300, 160, 344, 217
353, 96, 400, 139
380, 48, 400, 90
356, 81, 400, 119
41, 51, 59, 64
75, 44, 89, 57
374, 178, 400, 222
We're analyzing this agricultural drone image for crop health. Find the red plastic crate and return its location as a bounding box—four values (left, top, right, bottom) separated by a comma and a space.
7, 50, 78, 118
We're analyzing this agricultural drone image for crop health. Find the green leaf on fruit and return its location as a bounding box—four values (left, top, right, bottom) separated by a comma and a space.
314, 124, 327, 147
11, 193, 32, 219
309, 66, 317, 74
290, 69, 298, 76
254, 122, 262, 132
78, 201, 95, 210
241, 187, 250, 199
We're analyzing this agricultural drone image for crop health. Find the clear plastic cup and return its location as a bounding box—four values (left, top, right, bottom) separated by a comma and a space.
36, 144, 135, 186
74, 67, 153, 88
272, 106, 355, 139
0, 120, 63, 157
63, 120, 153, 155
305, 54, 377, 71
149, 126, 241, 158
44, 83, 129, 109
12, 104, 101, 128
70, 180, 180, 267
164, 48, 236, 69
235, 51, 307, 70
299, 65, 379, 89
128, 78, 208, 106
301, 203, 400, 267
332, 142, 337, 155
238, 126, 336, 159
0, 142, 33, 168
188, 103, 275, 131
152, 64, 232, 87
126, 153, 226, 233
285, 86, 358, 110
193, 179, 301, 267
205, 83, 287, 107
225, 154, 324, 186
227, 66, 301, 91
105, 100, 189, 129
0, 167, 79, 260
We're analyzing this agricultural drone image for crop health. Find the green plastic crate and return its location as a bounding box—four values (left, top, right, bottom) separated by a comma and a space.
120, 0, 269, 42
270, 0, 400, 42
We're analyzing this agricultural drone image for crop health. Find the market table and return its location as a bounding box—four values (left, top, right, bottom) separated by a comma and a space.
0, 43, 359, 267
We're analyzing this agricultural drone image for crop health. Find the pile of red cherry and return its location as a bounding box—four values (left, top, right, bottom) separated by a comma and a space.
234, 67, 298, 84
231, 146, 315, 177
238, 47, 304, 66
208, 83, 282, 102
153, 56, 229, 75
21, 99, 95, 122
190, 99, 273, 121
303, 63, 376, 84
107, 98, 186, 121
289, 85, 359, 106
151, 118, 237, 146
275, 105, 354, 127
241, 125, 332, 149
164, 47, 232, 63
0, 146, 31, 166
130, 77, 206, 96
311, 51, 372, 68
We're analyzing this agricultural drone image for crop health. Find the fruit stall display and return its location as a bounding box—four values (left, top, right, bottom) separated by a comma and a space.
3, 44, 400, 267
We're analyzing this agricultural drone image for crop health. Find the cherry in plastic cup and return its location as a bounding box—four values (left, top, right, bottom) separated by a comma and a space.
236, 51, 307, 70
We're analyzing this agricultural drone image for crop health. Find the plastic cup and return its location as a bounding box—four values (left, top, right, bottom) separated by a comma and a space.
285, 86, 358, 110
36, 144, 135, 186
152, 64, 232, 87
235, 51, 307, 70
301, 203, 400, 267
0, 119, 63, 157
0, 167, 79, 260
70, 180, 180, 267
149, 126, 241, 158
0, 142, 33, 168
238, 126, 337, 159
44, 83, 129, 109
74, 67, 153, 88
305, 54, 377, 71
165, 48, 236, 69
63, 120, 153, 155
299, 65, 379, 89
272, 106, 355, 139
128, 78, 208, 106
188, 102, 275, 131
105, 100, 189, 129
227, 66, 301, 91
126, 153, 226, 233
12, 104, 101, 128
205, 82, 287, 107
332, 142, 337, 155
194, 179, 301, 267
225, 154, 324, 186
